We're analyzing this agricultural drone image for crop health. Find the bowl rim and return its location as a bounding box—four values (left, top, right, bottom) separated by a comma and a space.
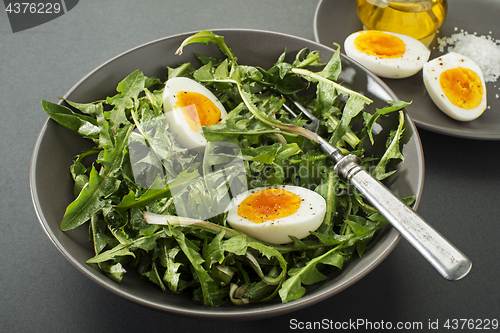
30, 28, 425, 320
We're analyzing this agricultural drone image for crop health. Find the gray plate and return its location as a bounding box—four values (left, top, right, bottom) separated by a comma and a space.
30, 29, 424, 319
314, 0, 500, 140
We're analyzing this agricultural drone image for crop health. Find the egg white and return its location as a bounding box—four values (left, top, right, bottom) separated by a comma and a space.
162, 77, 227, 151
423, 52, 487, 122
344, 30, 430, 79
226, 185, 326, 245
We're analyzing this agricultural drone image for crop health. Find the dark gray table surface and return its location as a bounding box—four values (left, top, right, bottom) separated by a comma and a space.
1, 1, 499, 332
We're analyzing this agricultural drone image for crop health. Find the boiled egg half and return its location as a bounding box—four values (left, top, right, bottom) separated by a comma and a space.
226, 185, 326, 244
423, 52, 487, 121
344, 30, 430, 79
163, 77, 227, 151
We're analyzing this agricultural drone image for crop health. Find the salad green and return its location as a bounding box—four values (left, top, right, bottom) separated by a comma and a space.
41, 31, 412, 306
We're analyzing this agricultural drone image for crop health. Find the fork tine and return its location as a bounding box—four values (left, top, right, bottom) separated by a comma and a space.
281, 102, 298, 118
282, 97, 320, 133
290, 99, 320, 132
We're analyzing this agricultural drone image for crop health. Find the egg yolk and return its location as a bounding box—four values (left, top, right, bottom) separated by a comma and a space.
439, 67, 484, 110
237, 189, 302, 223
175, 91, 222, 131
354, 31, 406, 58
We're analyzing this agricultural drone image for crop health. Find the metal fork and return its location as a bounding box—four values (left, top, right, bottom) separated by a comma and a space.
282, 99, 320, 133
281, 98, 472, 281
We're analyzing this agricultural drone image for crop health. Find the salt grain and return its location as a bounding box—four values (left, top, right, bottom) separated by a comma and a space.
437, 30, 500, 82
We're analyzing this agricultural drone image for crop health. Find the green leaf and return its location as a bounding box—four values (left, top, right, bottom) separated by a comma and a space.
316, 43, 342, 81
41, 100, 100, 139
168, 62, 196, 79
245, 146, 279, 164
311, 231, 352, 246
290, 68, 372, 104
61, 98, 104, 117
73, 174, 88, 198
371, 111, 405, 180
60, 125, 133, 231
87, 231, 163, 263
96, 108, 113, 149
366, 100, 410, 144
276, 74, 307, 94
193, 62, 215, 82
291, 265, 327, 285
239, 65, 264, 82
145, 76, 163, 89
375, 100, 411, 115
319, 250, 345, 269
279, 245, 342, 303
169, 225, 220, 306
60, 166, 112, 231
147, 262, 167, 291
344, 219, 371, 237
203, 230, 226, 269
86, 242, 135, 263
315, 81, 338, 115
356, 240, 367, 257
330, 95, 368, 146
202, 104, 282, 142
223, 236, 248, 256
144, 88, 163, 116
315, 169, 338, 226
279, 274, 305, 303
98, 261, 126, 283
195, 53, 222, 65
175, 31, 236, 71
116, 168, 200, 210
90, 215, 112, 255
211, 264, 234, 286
294, 49, 323, 68
214, 59, 230, 80
106, 69, 145, 132
276, 143, 302, 160
162, 244, 182, 292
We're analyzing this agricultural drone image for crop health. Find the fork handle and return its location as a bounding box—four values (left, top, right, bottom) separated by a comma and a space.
335, 154, 472, 280
315, 133, 472, 280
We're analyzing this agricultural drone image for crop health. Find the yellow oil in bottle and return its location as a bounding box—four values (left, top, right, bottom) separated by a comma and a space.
356, 0, 447, 45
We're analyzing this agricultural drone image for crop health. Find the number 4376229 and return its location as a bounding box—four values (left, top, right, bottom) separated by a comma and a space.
5, 2, 62, 14
444, 318, 498, 330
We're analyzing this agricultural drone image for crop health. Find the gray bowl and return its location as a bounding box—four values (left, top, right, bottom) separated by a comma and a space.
30, 29, 424, 320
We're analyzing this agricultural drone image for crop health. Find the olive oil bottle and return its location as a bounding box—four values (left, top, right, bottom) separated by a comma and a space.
356, 0, 447, 45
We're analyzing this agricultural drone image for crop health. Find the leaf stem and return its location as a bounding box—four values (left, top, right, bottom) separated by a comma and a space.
175, 31, 236, 72
142, 212, 323, 253
323, 169, 337, 226
75, 148, 101, 164
291, 68, 373, 104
